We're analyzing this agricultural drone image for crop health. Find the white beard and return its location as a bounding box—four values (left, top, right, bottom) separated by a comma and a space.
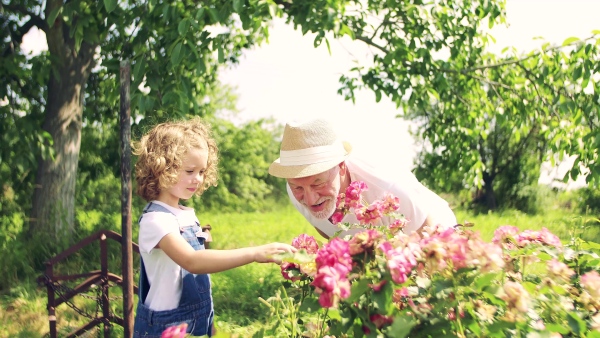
310, 197, 337, 219
304, 170, 341, 220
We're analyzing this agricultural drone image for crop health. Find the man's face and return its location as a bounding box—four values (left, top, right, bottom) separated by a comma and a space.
287, 165, 341, 219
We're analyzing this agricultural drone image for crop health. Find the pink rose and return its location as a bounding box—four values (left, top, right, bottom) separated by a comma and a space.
330, 211, 345, 224
581, 270, 600, 298
312, 265, 351, 308
316, 238, 352, 274
161, 323, 188, 338
280, 262, 302, 281
345, 181, 368, 208
291, 234, 320, 254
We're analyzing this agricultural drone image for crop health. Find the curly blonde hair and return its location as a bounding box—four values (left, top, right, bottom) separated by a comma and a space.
132, 117, 219, 202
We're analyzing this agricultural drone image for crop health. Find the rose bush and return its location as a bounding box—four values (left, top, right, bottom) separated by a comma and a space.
260, 181, 600, 338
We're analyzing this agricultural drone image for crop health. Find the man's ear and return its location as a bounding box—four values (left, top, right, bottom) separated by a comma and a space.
339, 161, 348, 176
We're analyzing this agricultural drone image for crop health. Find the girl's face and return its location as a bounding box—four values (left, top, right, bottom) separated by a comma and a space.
158, 146, 209, 208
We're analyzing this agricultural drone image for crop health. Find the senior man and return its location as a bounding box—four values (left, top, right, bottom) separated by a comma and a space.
268, 119, 457, 239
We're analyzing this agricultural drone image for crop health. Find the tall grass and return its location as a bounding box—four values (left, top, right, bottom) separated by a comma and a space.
0, 204, 597, 337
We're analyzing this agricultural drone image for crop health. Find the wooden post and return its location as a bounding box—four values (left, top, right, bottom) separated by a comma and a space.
119, 59, 134, 337
100, 234, 111, 337
46, 264, 57, 338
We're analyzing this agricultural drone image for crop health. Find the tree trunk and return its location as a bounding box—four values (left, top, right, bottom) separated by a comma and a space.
29, 3, 97, 240
482, 172, 497, 210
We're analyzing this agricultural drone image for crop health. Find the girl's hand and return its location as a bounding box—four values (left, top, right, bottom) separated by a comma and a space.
254, 243, 297, 264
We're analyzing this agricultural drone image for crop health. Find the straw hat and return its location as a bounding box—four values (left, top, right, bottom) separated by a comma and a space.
269, 119, 352, 179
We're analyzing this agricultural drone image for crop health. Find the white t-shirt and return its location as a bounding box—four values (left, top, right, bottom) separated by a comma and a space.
288, 156, 457, 238
138, 201, 200, 311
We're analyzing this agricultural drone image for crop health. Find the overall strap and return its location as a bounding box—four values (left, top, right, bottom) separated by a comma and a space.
137, 202, 177, 303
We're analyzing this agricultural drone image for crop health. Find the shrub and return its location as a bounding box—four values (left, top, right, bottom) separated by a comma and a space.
262, 181, 600, 337
577, 187, 600, 215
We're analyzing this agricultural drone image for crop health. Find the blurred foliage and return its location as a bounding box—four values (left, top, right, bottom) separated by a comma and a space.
577, 187, 600, 215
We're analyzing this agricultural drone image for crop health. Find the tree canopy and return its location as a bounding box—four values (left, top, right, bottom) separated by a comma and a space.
1, 0, 598, 245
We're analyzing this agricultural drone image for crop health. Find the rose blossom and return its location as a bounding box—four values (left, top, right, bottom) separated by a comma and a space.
547, 259, 575, 283
161, 323, 188, 338
345, 181, 368, 208
370, 313, 394, 328
348, 229, 383, 255
492, 225, 520, 246
388, 218, 407, 234
379, 241, 417, 284
355, 200, 384, 225
312, 265, 351, 308
581, 270, 600, 298
380, 193, 401, 214
501, 281, 531, 313
315, 238, 352, 274
292, 234, 320, 254
330, 211, 345, 224
280, 262, 302, 282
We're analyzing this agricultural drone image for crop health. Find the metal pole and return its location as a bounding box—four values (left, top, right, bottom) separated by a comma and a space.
119, 59, 134, 337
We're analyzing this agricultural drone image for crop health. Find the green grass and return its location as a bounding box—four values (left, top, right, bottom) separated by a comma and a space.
454, 208, 600, 243
1, 204, 598, 337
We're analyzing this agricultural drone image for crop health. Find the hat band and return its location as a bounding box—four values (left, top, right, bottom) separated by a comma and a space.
279, 141, 345, 166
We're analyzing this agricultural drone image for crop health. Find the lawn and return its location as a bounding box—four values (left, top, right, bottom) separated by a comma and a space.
0, 204, 597, 337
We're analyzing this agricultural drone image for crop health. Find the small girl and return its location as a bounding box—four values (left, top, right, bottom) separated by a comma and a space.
132, 117, 295, 337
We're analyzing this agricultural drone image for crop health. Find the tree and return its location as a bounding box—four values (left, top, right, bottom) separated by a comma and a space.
409, 61, 550, 211
1, 0, 275, 243
408, 38, 600, 209
5, 0, 597, 246
280, 0, 598, 200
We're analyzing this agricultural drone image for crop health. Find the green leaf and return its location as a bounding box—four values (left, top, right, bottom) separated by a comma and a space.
468, 321, 482, 336
385, 315, 416, 338
178, 18, 191, 36
133, 58, 146, 85
171, 42, 183, 66
233, 0, 243, 13
103, 0, 118, 13
339, 24, 355, 39
545, 323, 570, 334
487, 320, 516, 333
573, 66, 582, 80
195, 8, 205, 21
218, 47, 224, 63
562, 36, 580, 46
567, 311, 584, 334
474, 272, 499, 291
47, 6, 62, 26
298, 297, 321, 313
161, 91, 180, 106
537, 251, 553, 261
346, 279, 370, 303
208, 8, 220, 23
372, 281, 394, 313
197, 59, 207, 74
74, 23, 84, 54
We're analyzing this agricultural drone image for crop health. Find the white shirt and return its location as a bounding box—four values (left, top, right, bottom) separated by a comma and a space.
138, 201, 200, 311
288, 156, 457, 238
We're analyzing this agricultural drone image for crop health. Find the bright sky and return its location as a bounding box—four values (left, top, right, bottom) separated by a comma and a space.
21, 0, 600, 184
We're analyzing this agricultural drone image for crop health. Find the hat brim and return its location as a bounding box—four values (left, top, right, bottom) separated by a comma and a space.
269, 141, 352, 179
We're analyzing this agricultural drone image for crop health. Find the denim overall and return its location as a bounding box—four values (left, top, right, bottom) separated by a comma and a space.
133, 202, 214, 337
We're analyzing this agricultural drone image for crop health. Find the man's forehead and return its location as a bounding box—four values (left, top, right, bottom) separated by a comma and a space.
287, 168, 334, 185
